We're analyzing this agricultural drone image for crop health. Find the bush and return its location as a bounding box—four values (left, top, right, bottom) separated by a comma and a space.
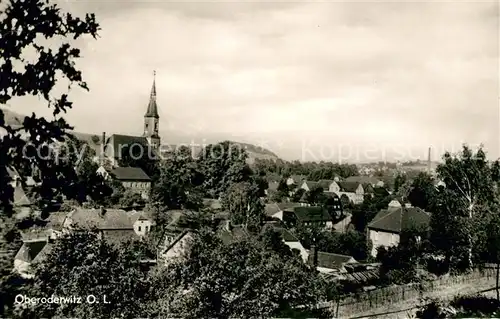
416, 295, 500, 318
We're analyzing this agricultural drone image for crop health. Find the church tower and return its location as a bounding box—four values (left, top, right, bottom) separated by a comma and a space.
144, 71, 160, 149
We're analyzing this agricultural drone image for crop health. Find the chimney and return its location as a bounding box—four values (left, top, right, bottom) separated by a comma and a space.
308, 245, 318, 268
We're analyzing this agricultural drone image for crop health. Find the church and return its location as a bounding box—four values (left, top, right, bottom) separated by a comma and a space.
80, 72, 163, 198
99, 72, 161, 167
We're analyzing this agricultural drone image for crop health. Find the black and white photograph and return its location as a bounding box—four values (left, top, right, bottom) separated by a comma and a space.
0, 0, 499, 318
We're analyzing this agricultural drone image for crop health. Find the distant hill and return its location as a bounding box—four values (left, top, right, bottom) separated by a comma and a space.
1, 108, 280, 163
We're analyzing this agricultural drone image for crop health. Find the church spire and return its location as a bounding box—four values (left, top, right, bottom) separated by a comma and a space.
145, 70, 159, 118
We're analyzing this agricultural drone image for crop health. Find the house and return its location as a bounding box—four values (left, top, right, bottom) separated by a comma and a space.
298, 191, 311, 206
317, 179, 334, 191
6, 167, 32, 219
286, 175, 306, 186
344, 176, 384, 188
308, 247, 358, 274
266, 223, 309, 263
367, 204, 430, 257
14, 240, 52, 278
265, 181, 280, 196
158, 229, 195, 265
300, 180, 319, 192
97, 166, 151, 198
329, 181, 364, 205
62, 207, 154, 245
283, 206, 334, 229
264, 202, 303, 221
323, 192, 343, 219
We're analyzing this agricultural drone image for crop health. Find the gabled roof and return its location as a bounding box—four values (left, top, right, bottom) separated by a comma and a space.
344, 176, 381, 185
311, 252, 357, 269
109, 167, 151, 181
317, 179, 334, 190
13, 184, 31, 207
368, 206, 430, 234
66, 208, 146, 230
289, 206, 332, 222
219, 226, 249, 245
264, 203, 281, 217
45, 211, 68, 230
277, 202, 303, 210
14, 241, 48, 263
338, 181, 361, 193
162, 229, 194, 255
105, 134, 150, 159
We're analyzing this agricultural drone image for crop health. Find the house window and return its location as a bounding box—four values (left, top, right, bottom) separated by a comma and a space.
138, 226, 142, 232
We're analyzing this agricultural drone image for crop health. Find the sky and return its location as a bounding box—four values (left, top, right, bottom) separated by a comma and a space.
6, 0, 500, 162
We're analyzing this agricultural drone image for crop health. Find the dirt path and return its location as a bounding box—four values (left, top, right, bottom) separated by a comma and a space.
345, 277, 496, 319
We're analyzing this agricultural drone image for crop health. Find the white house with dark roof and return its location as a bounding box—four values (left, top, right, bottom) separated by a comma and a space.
329, 181, 364, 204
367, 203, 430, 257
282, 206, 334, 229
62, 208, 154, 245
309, 250, 358, 274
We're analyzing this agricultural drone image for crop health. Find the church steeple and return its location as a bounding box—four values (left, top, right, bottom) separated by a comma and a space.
145, 70, 159, 119
143, 71, 160, 149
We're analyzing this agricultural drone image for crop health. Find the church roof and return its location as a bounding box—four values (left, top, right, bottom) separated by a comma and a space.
109, 167, 151, 181
145, 72, 159, 118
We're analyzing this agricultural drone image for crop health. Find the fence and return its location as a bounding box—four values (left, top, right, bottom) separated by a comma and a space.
324, 268, 496, 318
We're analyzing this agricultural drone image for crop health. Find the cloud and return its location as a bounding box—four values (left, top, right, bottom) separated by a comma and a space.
7, 0, 499, 161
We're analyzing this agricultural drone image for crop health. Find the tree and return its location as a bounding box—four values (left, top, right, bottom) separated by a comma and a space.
394, 173, 407, 193
0, 0, 99, 216
17, 230, 151, 318
197, 141, 253, 198
221, 181, 265, 233
118, 189, 145, 208
408, 172, 437, 212
147, 229, 330, 318
433, 145, 497, 270
0, 1, 99, 315
150, 146, 204, 211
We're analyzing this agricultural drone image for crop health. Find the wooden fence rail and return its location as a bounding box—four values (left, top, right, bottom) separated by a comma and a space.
320, 268, 496, 318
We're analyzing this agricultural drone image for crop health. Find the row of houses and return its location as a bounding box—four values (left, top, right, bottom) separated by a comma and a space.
268, 174, 387, 205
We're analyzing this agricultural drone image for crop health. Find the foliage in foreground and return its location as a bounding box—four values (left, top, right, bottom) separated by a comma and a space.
13, 228, 330, 319
415, 295, 500, 318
